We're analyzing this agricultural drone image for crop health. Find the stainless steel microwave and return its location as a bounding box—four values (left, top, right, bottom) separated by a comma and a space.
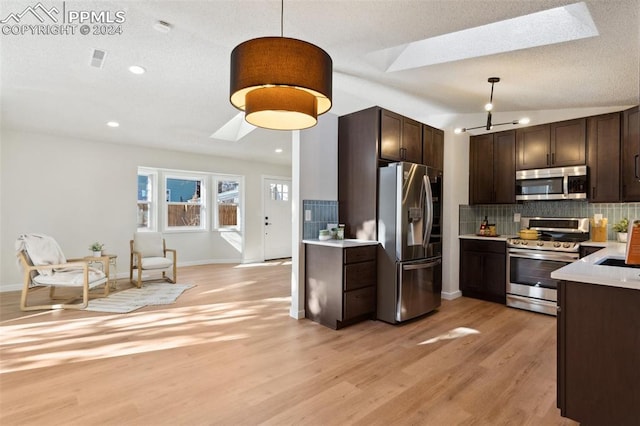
515, 165, 588, 201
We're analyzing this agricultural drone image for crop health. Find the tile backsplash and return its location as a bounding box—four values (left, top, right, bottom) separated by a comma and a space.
303, 200, 339, 239
460, 201, 640, 240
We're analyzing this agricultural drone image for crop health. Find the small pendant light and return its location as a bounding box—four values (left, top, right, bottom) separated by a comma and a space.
229, 0, 333, 131
454, 77, 529, 134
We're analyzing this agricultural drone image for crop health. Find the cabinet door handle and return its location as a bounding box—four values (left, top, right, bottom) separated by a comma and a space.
592, 187, 596, 199
551, 153, 555, 165
635, 154, 639, 179
546, 153, 550, 166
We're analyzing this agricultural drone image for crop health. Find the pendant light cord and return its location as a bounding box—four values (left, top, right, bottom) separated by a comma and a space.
489, 81, 495, 104
280, 0, 284, 37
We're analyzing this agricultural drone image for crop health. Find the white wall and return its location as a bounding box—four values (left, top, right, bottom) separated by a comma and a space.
299, 114, 339, 201
1, 129, 290, 290
440, 130, 469, 299
291, 113, 338, 319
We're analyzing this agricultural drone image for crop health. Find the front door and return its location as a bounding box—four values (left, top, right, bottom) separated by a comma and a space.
264, 178, 292, 260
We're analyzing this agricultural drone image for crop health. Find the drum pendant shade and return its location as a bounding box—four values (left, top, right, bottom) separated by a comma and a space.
230, 36, 333, 130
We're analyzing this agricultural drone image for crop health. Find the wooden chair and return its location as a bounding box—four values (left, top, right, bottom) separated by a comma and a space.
129, 232, 177, 288
16, 234, 108, 311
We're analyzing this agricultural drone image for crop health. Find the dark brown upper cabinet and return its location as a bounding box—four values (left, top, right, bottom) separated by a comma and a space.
516, 118, 586, 170
587, 112, 621, 202
338, 106, 444, 239
621, 105, 640, 201
423, 125, 444, 170
380, 109, 422, 163
469, 130, 515, 205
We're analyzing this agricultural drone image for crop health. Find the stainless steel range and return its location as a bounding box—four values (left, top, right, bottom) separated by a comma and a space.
506, 217, 590, 316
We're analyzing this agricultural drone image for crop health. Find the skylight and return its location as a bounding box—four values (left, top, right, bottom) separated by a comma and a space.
375, 2, 599, 72
210, 112, 256, 141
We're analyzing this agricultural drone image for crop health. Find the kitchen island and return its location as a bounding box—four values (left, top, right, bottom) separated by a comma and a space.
551, 241, 640, 290
551, 242, 639, 425
303, 239, 378, 329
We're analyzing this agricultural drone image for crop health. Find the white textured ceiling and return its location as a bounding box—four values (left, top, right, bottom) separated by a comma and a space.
1, 0, 639, 166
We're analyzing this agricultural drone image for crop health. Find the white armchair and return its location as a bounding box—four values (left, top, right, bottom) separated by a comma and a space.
129, 232, 177, 288
16, 234, 108, 311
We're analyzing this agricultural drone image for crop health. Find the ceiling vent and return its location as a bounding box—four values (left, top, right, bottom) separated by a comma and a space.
90, 49, 107, 68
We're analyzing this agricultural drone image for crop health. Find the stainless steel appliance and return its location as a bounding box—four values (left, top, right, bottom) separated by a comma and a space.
377, 162, 442, 323
506, 217, 589, 316
515, 165, 588, 201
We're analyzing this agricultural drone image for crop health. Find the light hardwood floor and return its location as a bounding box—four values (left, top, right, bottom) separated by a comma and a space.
0, 262, 577, 425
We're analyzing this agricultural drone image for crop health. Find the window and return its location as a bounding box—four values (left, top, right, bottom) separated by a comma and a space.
165, 176, 206, 230
137, 170, 156, 230
270, 182, 289, 201
216, 178, 242, 230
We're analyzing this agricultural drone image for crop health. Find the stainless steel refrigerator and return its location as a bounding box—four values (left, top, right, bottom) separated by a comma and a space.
377, 162, 442, 323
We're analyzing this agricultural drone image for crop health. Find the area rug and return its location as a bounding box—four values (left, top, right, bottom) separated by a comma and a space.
86, 283, 195, 313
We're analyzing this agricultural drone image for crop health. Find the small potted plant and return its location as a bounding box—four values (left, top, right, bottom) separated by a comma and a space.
89, 242, 104, 257
612, 217, 629, 242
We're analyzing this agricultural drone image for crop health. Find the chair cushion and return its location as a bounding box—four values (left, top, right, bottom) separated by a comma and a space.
140, 256, 173, 270
133, 232, 164, 257
33, 268, 106, 288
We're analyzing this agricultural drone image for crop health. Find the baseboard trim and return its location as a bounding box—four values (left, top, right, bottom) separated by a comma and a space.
442, 290, 462, 300
290, 308, 305, 320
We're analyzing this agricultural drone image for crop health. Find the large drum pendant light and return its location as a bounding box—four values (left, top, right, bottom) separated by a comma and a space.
229, 2, 332, 130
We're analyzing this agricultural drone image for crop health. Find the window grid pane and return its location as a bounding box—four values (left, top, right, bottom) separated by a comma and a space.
137, 173, 153, 230
166, 176, 205, 229
217, 180, 240, 229
270, 183, 289, 201
166, 178, 201, 203
137, 202, 150, 228
167, 204, 202, 227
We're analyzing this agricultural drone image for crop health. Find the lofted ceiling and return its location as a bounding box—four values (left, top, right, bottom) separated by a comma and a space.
1, 0, 638, 166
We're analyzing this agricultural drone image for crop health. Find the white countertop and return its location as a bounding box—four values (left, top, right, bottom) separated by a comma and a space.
302, 238, 379, 248
551, 242, 640, 291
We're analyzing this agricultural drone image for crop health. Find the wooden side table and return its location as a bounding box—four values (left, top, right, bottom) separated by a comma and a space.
83, 254, 118, 294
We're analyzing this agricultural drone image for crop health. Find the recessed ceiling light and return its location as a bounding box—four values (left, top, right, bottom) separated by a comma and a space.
153, 20, 172, 33
107, 121, 120, 128
128, 65, 146, 75
275, 148, 283, 153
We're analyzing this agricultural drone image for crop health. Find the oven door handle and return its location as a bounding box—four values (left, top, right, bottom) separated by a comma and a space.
508, 250, 578, 262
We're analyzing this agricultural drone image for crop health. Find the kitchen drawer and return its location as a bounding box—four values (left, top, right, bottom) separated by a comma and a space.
344, 245, 376, 264
344, 261, 376, 291
461, 239, 505, 254
343, 286, 375, 320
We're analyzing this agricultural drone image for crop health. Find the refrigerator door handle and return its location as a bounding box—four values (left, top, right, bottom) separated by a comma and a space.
422, 175, 434, 248
403, 258, 442, 271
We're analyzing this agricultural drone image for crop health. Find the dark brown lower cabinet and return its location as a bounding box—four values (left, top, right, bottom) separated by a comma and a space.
557, 280, 640, 425
305, 244, 376, 329
459, 239, 506, 304
578, 245, 603, 258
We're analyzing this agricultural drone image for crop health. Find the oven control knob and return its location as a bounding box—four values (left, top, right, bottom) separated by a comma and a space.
553, 242, 561, 248
521, 240, 528, 245
562, 242, 571, 248
536, 241, 544, 246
